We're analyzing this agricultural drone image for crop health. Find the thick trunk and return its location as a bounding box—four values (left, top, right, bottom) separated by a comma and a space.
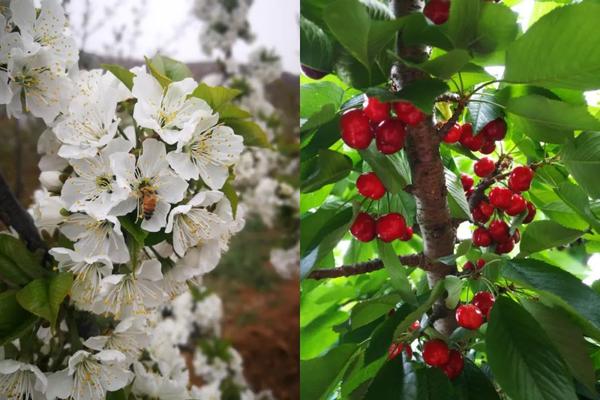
393, 0, 457, 335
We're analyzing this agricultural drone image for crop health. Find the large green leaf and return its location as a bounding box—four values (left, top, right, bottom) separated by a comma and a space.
149, 55, 192, 81
300, 81, 344, 120
446, 0, 481, 49
519, 220, 584, 256
0, 290, 37, 345
191, 83, 241, 111
418, 50, 471, 80
486, 296, 578, 400
555, 181, 600, 233
16, 273, 73, 329
0, 234, 46, 286
454, 359, 501, 400
467, 94, 503, 133
473, 2, 519, 55
300, 344, 358, 400
395, 78, 449, 113
505, 1, 600, 90
350, 293, 402, 330
521, 300, 596, 394
225, 119, 269, 148
377, 242, 417, 306
301, 149, 353, 193
393, 280, 445, 338
502, 259, 600, 335
445, 169, 471, 220
360, 144, 410, 194
561, 131, 600, 199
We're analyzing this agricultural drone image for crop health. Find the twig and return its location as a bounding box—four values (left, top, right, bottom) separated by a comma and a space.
307, 253, 429, 280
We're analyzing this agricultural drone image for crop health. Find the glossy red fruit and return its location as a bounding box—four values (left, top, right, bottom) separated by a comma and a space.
472, 292, 495, 318
489, 187, 512, 210
409, 320, 421, 331
341, 109, 373, 149
476, 258, 486, 270
400, 226, 414, 241
357, 172, 386, 200
472, 207, 487, 224
479, 139, 496, 155
478, 201, 494, 219
375, 119, 406, 154
459, 123, 484, 151
423, 0, 450, 25
350, 212, 376, 242
508, 166, 534, 192
388, 342, 403, 360
474, 157, 495, 178
442, 350, 464, 380
489, 220, 510, 243
506, 193, 527, 216
463, 261, 475, 272
443, 124, 462, 143
376, 213, 407, 242
495, 239, 515, 254
481, 118, 507, 141
473, 227, 492, 247
461, 173, 474, 191
301, 64, 328, 80
513, 228, 521, 243
456, 304, 484, 330
423, 339, 450, 367
364, 97, 391, 124
523, 201, 536, 224
394, 101, 425, 126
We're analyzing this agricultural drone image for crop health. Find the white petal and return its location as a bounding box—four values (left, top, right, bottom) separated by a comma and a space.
137, 259, 163, 281
156, 173, 188, 204
45, 369, 72, 399
140, 200, 169, 232
166, 151, 197, 181
139, 139, 168, 177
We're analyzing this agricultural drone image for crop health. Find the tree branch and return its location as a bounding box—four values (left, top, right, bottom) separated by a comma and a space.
307, 253, 429, 280
0, 171, 45, 252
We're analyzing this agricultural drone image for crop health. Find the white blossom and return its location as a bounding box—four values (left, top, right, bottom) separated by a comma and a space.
0, 360, 47, 400
83, 317, 150, 363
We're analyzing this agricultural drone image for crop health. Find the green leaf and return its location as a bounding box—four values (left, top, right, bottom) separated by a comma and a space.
217, 103, 252, 120
487, 296, 578, 400
445, 169, 471, 220
0, 290, 37, 345
395, 78, 449, 113
418, 49, 471, 80
221, 179, 239, 219
377, 242, 417, 306
474, 2, 519, 55
16, 273, 73, 329
301, 104, 338, 135
455, 359, 501, 400
0, 234, 46, 285
300, 81, 344, 119
505, 1, 600, 90
300, 344, 358, 400
101, 64, 135, 90
350, 293, 401, 330
360, 144, 409, 193
393, 280, 445, 338
226, 119, 270, 148
191, 83, 241, 111
144, 56, 171, 88
301, 16, 334, 73
446, 0, 481, 49
301, 149, 352, 193
149, 55, 192, 82
444, 275, 464, 310
555, 181, 600, 233
507, 95, 600, 132
561, 131, 600, 199
467, 94, 503, 133
364, 357, 407, 399
521, 300, 596, 394
519, 220, 584, 256
502, 258, 600, 335
364, 303, 413, 364
302, 115, 341, 158
118, 215, 147, 247
401, 13, 453, 50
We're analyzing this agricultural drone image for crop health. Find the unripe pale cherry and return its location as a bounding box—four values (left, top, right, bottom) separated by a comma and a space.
442, 350, 465, 380
375, 119, 406, 154
508, 165, 534, 192
376, 213, 407, 242
456, 304, 484, 330
356, 172, 386, 200
489, 220, 510, 243
340, 109, 373, 149
363, 97, 391, 124
423, 339, 450, 367
473, 227, 492, 247
481, 118, 507, 141
393, 101, 424, 126
489, 187, 512, 210
423, 0, 450, 25
506, 193, 527, 216
472, 291, 495, 319
474, 157, 495, 178
350, 212, 377, 242
443, 124, 462, 143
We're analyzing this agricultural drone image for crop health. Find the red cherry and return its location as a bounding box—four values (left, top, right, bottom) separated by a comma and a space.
495, 239, 515, 254
508, 166, 534, 193
393, 101, 424, 126
442, 350, 464, 380
478, 201, 494, 219
472, 227, 492, 247
375, 119, 406, 154
456, 304, 484, 330
513, 228, 521, 243
465, 188, 474, 199
388, 342, 403, 360
476, 258, 486, 270
523, 201, 536, 224
443, 124, 462, 143
409, 320, 420, 331
481, 118, 507, 141
463, 261, 474, 272
404, 345, 413, 360
488, 187, 512, 210
341, 109, 373, 149
472, 292, 495, 318
460, 174, 474, 191
506, 193, 526, 216
350, 212, 376, 242
399, 226, 414, 241
356, 172, 386, 200
472, 207, 487, 224
363, 97, 391, 124
376, 213, 407, 242
489, 220, 510, 243
459, 123, 484, 151
423, 339, 450, 367
423, 0, 450, 25
479, 139, 496, 155
474, 157, 496, 178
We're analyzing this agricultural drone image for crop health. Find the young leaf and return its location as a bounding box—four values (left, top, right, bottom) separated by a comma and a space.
16, 273, 73, 329
226, 119, 270, 148
0, 234, 46, 285
446, 0, 481, 49
418, 49, 471, 80
144, 56, 171, 88
0, 290, 37, 345
561, 131, 600, 199
360, 144, 410, 193
101, 64, 135, 90
150, 55, 193, 81
519, 220, 584, 256
191, 83, 242, 111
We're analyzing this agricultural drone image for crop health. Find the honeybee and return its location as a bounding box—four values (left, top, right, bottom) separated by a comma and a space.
139, 186, 158, 220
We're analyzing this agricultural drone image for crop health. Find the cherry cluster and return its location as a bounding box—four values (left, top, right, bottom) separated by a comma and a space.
443, 118, 506, 155
456, 291, 496, 330
340, 97, 423, 154
423, 339, 464, 380
349, 172, 414, 243
465, 163, 536, 254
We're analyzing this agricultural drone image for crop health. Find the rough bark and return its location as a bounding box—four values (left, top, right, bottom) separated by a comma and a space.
307, 253, 428, 280
394, 0, 457, 335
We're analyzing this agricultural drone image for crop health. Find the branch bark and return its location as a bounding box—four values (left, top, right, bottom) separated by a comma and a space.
0, 171, 45, 252
307, 253, 429, 280
393, 0, 457, 335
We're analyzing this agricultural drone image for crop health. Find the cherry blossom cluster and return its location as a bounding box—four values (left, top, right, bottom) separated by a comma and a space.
0, 0, 258, 398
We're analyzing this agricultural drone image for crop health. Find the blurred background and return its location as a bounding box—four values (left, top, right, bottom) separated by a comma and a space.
0, 0, 299, 399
